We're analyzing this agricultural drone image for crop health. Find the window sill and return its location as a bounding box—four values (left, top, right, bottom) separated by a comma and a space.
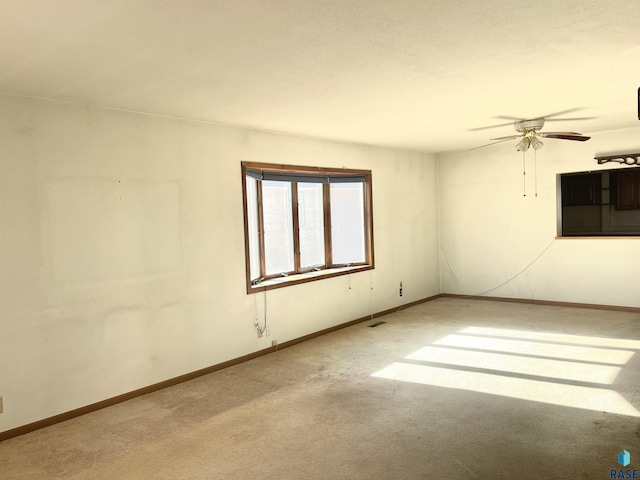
247, 265, 373, 293
555, 236, 640, 239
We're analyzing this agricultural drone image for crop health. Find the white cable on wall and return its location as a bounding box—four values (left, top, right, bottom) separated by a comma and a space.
255, 287, 268, 335
439, 245, 459, 284
443, 237, 556, 299
369, 269, 374, 323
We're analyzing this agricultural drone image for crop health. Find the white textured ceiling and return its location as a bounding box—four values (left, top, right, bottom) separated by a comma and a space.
1, 0, 639, 153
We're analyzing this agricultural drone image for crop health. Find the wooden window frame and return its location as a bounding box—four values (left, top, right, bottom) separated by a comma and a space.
241, 161, 374, 293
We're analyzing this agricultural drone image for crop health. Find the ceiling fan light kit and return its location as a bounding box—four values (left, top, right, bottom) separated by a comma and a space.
531, 137, 544, 150
516, 137, 531, 151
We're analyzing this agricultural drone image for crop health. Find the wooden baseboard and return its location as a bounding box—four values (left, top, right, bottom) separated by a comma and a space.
0, 294, 442, 442
439, 293, 640, 313
6, 292, 632, 442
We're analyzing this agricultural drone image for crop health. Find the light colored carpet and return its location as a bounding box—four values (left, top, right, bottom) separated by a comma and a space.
2, 298, 639, 479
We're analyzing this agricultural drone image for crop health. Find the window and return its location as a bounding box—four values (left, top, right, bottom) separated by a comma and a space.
558, 167, 640, 237
241, 162, 374, 292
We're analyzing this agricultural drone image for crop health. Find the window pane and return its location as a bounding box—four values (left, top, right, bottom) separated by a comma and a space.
330, 182, 365, 264
245, 176, 261, 280
262, 180, 294, 275
298, 183, 325, 269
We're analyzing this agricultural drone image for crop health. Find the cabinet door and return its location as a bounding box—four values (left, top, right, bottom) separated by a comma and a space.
562, 174, 601, 206
616, 170, 639, 210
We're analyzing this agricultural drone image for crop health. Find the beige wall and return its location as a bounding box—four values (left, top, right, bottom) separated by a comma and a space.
0, 95, 440, 433
3, 92, 636, 435
437, 127, 640, 308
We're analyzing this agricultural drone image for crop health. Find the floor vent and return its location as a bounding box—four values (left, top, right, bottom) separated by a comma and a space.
368, 321, 386, 328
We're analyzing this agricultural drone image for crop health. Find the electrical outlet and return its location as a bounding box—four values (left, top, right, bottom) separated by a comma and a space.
272, 339, 278, 347
399, 281, 403, 297
255, 322, 263, 338
0, 396, 3, 414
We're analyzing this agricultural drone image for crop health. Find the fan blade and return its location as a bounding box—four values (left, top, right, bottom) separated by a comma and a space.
545, 117, 596, 122
493, 115, 524, 121
541, 134, 590, 141
494, 115, 523, 121
469, 138, 517, 150
541, 107, 586, 119
489, 135, 520, 141
539, 132, 583, 136
468, 121, 515, 131
470, 108, 592, 132
495, 109, 590, 122
495, 108, 585, 121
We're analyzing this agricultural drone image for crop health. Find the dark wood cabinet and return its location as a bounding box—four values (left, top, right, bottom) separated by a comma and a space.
561, 174, 601, 206
614, 169, 640, 210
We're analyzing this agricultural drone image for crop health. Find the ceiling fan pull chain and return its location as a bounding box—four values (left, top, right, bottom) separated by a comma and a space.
523, 151, 526, 197
534, 149, 538, 198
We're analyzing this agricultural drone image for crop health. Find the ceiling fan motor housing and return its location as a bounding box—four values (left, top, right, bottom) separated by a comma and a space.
514, 118, 545, 132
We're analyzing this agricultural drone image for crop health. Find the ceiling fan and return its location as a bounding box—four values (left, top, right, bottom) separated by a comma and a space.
472, 108, 592, 151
